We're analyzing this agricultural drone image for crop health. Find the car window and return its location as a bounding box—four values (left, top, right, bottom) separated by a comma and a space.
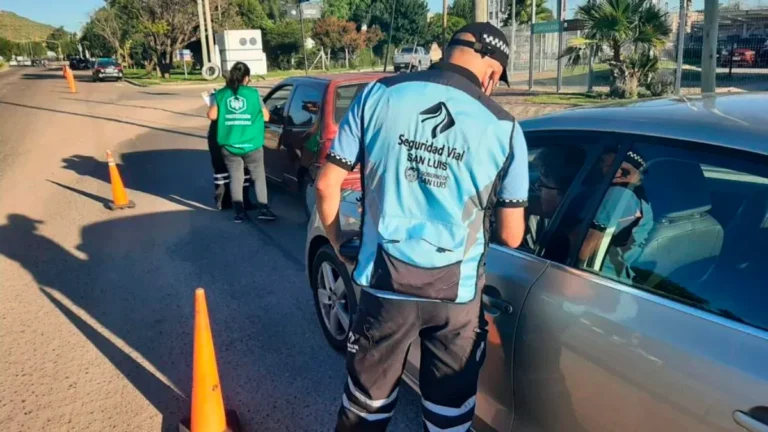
334, 83, 367, 124
287, 84, 323, 127
400, 47, 414, 54
576, 138, 768, 331
492, 133, 609, 257
264, 85, 292, 125
97, 60, 118, 67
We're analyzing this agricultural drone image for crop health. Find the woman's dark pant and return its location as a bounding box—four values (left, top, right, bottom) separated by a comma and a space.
207, 121, 252, 209
221, 147, 268, 207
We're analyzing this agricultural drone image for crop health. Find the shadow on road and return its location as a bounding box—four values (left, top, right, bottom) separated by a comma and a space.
21, 72, 94, 82
61, 97, 203, 118
0, 101, 206, 139
0, 205, 348, 430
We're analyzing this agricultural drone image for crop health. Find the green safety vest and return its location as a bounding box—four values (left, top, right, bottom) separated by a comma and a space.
215, 86, 264, 155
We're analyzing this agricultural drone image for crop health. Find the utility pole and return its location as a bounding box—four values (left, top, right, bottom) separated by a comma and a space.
475, 0, 488, 22
674, 0, 687, 95
528, 0, 536, 90
299, 2, 309, 75
383, 0, 398, 72
442, 0, 448, 53
197, 0, 210, 66
510, 0, 516, 79
203, 0, 216, 67
701, 0, 719, 93
556, 0, 565, 92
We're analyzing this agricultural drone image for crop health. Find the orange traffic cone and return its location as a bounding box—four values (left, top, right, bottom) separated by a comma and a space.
180, 288, 241, 432
105, 150, 135, 210
66, 73, 77, 93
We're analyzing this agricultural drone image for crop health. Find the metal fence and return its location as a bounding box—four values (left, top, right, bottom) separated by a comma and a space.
675, 7, 768, 93
500, 7, 768, 95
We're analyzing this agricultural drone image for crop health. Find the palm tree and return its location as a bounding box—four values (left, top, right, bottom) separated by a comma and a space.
560, 0, 672, 98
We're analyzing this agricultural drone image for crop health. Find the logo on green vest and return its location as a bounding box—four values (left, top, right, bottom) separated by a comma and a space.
227, 95, 247, 113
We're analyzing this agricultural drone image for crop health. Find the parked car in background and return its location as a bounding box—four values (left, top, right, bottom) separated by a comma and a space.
393, 46, 431, 72
69, 57, 92, 70
91, 58, 123, 81
260, 73, 388, 217
305, 93, 768, 432
721, 37, 768, 67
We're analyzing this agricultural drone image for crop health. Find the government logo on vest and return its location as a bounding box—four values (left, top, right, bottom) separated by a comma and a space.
227, 95, 247, 113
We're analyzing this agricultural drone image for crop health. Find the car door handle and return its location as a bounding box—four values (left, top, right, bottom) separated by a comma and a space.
482, 294, 513, 316
734, 409, 768, 432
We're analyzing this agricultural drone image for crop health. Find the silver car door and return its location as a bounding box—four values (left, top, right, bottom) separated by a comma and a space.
515, 137, 768, 432
473, 132, 618, 432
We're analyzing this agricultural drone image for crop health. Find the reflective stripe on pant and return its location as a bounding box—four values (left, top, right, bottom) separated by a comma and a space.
336, 290, 487, 432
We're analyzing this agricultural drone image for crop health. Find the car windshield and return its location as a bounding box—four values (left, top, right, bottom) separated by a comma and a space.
97, 60, 118, 67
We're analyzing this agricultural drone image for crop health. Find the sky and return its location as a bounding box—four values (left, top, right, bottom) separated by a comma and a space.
0, 0, 733, 34
0, 0, 104, 32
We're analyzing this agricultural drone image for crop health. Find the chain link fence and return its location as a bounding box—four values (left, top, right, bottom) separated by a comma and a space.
674, 7, 768, 93
500, 7, 768, 95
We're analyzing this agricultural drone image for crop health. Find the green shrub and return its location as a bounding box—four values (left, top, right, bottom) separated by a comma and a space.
646, 73, 675, 97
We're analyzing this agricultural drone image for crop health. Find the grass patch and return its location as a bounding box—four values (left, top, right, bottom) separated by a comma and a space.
123, 66, 379, 86
526, 92, 611, 105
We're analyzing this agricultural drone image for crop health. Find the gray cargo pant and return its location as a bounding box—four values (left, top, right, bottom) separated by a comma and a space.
221, 147, 268, 207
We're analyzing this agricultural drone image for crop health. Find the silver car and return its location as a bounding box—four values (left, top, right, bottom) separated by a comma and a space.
305, 93, 768, 432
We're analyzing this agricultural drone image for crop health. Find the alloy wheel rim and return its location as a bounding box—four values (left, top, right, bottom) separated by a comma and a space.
317, 261, 350, 340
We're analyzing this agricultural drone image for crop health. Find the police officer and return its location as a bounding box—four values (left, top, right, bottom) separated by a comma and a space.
315, 23, 529, 431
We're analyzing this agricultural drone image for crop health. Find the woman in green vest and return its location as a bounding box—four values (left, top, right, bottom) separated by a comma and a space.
207, 62, 276, 223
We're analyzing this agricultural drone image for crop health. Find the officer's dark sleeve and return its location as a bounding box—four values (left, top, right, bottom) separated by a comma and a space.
497, 121, 529, 208
327, 84, 369, 171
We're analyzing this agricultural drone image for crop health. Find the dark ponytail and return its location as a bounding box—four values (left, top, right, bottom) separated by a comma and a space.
226, 62, 251, 95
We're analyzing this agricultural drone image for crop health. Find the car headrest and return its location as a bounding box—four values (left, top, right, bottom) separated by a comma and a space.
642, 159, 712, 221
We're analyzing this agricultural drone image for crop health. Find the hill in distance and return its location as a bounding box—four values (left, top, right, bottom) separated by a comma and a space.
0, 10, 56, 42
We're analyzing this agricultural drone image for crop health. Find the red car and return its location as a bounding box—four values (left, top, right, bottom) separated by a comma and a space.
720, 48, 756, 67
261, 73, 388, 217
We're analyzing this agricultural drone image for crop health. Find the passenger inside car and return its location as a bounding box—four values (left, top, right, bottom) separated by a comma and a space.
523, 146, 585, 253
578, 150, 653, 283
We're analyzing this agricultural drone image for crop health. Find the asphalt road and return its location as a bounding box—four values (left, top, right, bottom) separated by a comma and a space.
0, 68, 423, 431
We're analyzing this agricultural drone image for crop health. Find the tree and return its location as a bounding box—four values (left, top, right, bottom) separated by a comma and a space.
560, 0, 672, 98
264, 20, 303, 69
112, 0, 199, 77
235, 0, 273, 30
365, 25, 384, 48
47, 27, 79, 57
312, 16, 346, 54
425, 13, 466, 47
89, 7, 126, 62
449, 0, 473, 23
503, 0, 553, 25
324, 0, 353, 20
369, 0, 428, 48
80, 22, 115, 58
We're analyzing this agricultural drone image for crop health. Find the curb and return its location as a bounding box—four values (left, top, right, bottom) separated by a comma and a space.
124, 78, 148, 88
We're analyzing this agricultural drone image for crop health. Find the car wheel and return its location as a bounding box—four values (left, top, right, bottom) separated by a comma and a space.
301, 175, 316, 220
311, 244, 357, 351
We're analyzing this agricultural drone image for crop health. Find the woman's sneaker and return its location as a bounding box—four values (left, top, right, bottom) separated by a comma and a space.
233, 202, 246, 223
255, 206, 277, 221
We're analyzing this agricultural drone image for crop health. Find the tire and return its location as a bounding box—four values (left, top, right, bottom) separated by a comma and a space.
301, 175, 316, 220
311, 244, 358, 351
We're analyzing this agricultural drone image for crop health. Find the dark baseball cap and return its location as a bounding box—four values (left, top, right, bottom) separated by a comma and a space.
447, 22, 511, 86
